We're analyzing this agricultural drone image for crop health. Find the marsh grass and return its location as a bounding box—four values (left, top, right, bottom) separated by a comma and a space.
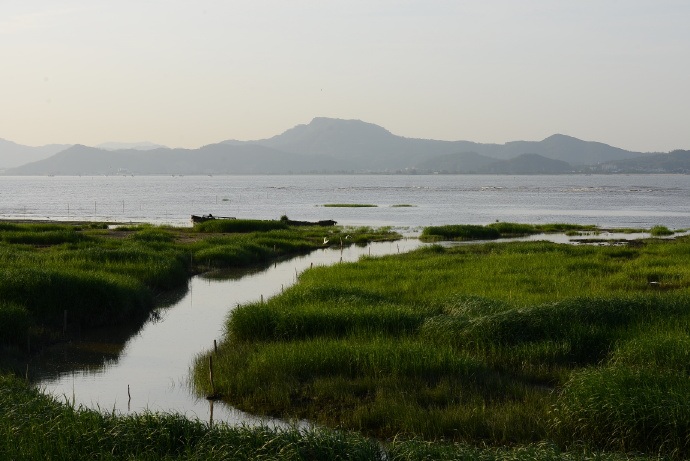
422, 222, 599, 241
0, 222, 89, 245
0, 374, 388, 461
0, 222, 397, 349
194, 218, 289, 233
650, 225, 674, 236
2, 373, 648, 461
196, 236, 690, 457
421, 224, 500, 241
552, 366, 690, 456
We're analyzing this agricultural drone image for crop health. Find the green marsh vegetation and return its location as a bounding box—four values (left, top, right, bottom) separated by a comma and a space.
421, 222, 598, 241
0, 374, 656, 461
0, 219, 397, 351
195, 233, 690, 459
0, 218, 410, 459
650, 225, 674, 236
3, 219, 688, 459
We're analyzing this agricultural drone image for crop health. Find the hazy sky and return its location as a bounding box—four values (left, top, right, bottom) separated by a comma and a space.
2, 1, 689, 152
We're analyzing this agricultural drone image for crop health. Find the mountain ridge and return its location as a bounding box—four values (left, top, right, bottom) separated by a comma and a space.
2, 117, 679, 175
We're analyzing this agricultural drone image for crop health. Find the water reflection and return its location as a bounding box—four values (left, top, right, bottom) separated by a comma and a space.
32, 240, 422, 427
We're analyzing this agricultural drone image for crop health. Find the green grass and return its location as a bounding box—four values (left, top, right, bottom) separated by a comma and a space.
0, 374, 387, 460
0, 222, 398, 350
421, 224, 500, 240
422, 222, 600, 241
195, 235, 690, 458
194, 218, 289, 233
1, 373, 654, 461
3, 221, 687, 459
650, 225, 674, 236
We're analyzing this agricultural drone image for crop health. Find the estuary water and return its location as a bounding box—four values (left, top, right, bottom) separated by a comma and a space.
1, 174, 689, 230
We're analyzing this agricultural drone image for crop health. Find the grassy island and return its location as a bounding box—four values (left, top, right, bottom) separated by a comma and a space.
194, 230, 690, 459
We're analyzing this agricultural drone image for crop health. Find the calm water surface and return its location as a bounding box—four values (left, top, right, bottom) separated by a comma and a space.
1, 174, 688, 229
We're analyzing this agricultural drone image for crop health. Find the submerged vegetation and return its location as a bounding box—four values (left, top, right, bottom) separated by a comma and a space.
194, 233, 690, 459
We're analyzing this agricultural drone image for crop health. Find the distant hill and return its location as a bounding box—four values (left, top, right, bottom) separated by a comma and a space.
6, 143, 355, 175
592, 150, 690, 174
499, 134, 640, 165
96, 142, 169, 151
227, 118, 650, 170
477, 153, 573, 174
2, 118, 670, 175
414, 152, 497, 173
0, 138, 72, 169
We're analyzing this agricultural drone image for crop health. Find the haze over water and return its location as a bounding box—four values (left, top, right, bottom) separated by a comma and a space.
1, 175, 688, 230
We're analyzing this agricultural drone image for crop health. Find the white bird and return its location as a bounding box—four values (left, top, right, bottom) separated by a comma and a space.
345, 235, 352, 239
323, 237, 329, 244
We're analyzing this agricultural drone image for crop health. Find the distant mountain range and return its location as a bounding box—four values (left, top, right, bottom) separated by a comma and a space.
0, 138, 72, 169
96, 142, 169, 151
2, 117, 688, 175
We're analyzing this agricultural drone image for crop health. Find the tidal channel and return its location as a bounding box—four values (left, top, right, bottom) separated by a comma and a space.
31, 239, 424, 427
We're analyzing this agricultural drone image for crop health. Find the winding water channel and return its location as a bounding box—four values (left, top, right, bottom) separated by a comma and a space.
31, 239, 424, 427
30, 230, 674, 426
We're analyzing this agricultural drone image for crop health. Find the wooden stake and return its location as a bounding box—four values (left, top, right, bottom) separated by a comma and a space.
213, 339, 218, 354
209, 356, 215, 395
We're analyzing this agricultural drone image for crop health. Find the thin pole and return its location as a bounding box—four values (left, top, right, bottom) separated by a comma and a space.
209, 356, 215, 395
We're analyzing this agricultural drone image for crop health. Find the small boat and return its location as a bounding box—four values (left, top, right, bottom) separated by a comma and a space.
191, 214, 236, 224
